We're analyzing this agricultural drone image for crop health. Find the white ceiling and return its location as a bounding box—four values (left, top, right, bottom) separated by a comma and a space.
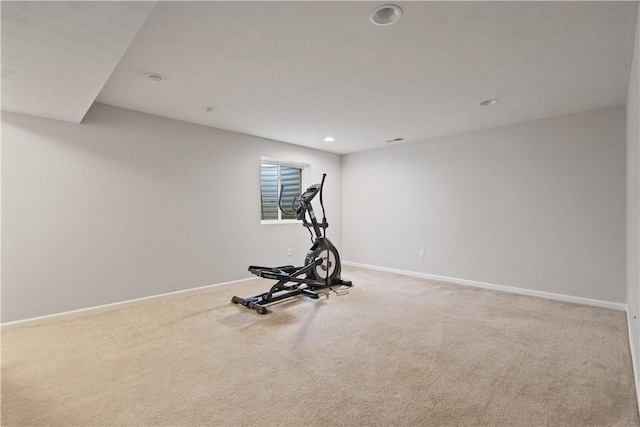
1, 1, 157, 123
2, 1, 638, 154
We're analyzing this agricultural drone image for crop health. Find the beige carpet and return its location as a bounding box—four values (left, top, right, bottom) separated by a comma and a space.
2, 266, 638, 426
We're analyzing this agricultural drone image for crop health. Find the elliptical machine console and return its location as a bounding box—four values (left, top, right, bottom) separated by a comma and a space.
231, 174, 352, 314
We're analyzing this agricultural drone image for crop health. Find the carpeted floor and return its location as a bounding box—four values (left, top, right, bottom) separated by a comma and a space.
2, 266, 638, 426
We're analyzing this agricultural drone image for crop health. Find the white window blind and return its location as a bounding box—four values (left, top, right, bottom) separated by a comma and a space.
260, 162, 303, 221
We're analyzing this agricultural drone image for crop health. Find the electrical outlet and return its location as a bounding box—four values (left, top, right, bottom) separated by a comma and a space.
287, 248, 292, 257
419, 250, 425, 259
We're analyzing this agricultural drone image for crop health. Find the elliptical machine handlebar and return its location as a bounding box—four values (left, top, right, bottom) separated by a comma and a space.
319, 173, 326, 205
278, 174, 328, 222
319, 173, 327, 227
278, 183, 299, 217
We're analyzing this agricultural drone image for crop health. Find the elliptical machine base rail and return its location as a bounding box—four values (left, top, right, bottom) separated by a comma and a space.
232, 174, 352, 314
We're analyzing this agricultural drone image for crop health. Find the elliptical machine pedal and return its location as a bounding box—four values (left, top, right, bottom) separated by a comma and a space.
231, 173, 352, 314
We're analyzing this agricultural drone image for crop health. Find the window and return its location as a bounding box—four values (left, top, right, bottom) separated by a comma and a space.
260, 159, 308, 223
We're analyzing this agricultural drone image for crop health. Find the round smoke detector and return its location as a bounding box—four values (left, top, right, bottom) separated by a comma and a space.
370, 4, 402, 26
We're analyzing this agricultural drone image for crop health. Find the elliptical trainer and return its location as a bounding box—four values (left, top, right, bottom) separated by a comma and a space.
231, 173, 352, 314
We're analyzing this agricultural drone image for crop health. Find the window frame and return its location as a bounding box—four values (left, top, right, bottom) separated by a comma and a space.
260, 157, 310, 225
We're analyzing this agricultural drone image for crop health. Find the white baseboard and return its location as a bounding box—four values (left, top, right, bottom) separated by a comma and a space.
1, 277, 255, 328
342, 261, 627, 311
627, 310, 640, 417
4, 263, 627, 324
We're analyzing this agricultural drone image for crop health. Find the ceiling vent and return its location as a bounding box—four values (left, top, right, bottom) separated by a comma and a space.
146, 73, 164, 83
480, 99, 498, 106
385, 137, 405, 143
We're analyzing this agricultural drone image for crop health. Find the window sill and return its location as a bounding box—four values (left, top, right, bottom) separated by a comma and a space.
261, 219, 301, 225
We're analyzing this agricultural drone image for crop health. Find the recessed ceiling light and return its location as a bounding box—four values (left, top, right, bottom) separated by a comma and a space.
480, 99, 498, 106
146, 73, 164, 83
370, 4, 402, 26
324, 136, 335, 142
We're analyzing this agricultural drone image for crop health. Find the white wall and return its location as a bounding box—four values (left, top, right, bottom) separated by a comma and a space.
343, 106, 627, 304
1, 103, 342, 322
1, 91, 632, 323
627, 5, 640, 400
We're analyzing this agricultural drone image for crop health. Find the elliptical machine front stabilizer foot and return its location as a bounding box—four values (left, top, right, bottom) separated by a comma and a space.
231, 296, 268, 315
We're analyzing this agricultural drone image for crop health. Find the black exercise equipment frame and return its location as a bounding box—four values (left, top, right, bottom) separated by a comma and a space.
231, 173, 352, 314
